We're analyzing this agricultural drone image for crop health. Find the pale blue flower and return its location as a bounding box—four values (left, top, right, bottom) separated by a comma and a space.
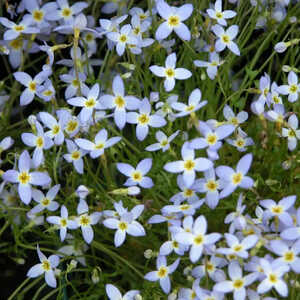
194, 52, 221, 80
207, 0, 236, 26
145, 130, 179, 152
282, 114, 300, 151
106, 284, 140, 300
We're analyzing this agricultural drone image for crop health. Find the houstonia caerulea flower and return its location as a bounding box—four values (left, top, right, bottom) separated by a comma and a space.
75, 129, 121, 158
67, 83, 102, 123
47, 205, 78, 241
282, 114, 300, 151
106, 284, 140, 300
194, 52, 222, 80
260, 195, 296, 227
127, 98, 166, 141
103, 204, 145, 247
171, 89, 207, 118
223, 105, 248, 127
216, 153, 254, 198
269, 239, 300, 273
164, 142, 213, 187
13, 69, 49, 105
60, 71, 87, 99
0, 136, 14, 153
39, 112, 65, 145
144, 255, 180, 294
195, 168, 224, 209
0, 17, 39, 40
155, 0, 193, 41
217, 233, 258, 259
76, 199, 101, 244
265, 104, 286, 123
226, 128, 254, 152
116, 158, 153, 188
213, 261, 258, 300
29, 185, 60, 215
257, 259, 289, 297
277, 71, 300, 102
206, 0, 236, 26
149, 53, 192, 92
189, 121, 235, 152
63, 139, 87, 174
281, 207, 300, 241
107, 24, 137, 56
175, 215, 221, 263
21, 120, 53, 167
3, 150, 51, 204
145, 130, 179, 152
100, 75, 140, 130
27, 245, 59, 288
211, 24, 240, 56
257, 73, 271, 103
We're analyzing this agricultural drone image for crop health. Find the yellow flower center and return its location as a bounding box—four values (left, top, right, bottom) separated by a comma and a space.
235, 139, 245, 148
184, 189, 194, 197
118, 221, 128, 231
41, 198, 50, 206
114, 96, 125, 108
36, 136, 44, 148
233, 279, 244, 289
133, 27, 140, 35
52, 125, 60, 135
263, 88, 269, 97
230, 117, 238, 126
273, 96, 280, 104
194, 234, 204, 245
289, 84, 298, 93
216, 12, 223, 18
18, 171, 31, 184
62, 7, 72, 18
72, 79, 79, 87
206, 262, 214, 272
28, 81, 36, 92
185, 105, 195, 112
180, 204, 190, 211
232, 172, 243, 185
165, 68, 175, 78
138, 113, 150, 125
9, 38, 23, 50
157, 266, 168, 278
14, 25, 25, 32
271, 205, 283, 215
60, 218, 67, 227
184, 159, 195, 171
288, 129, 296, 138
85, 33, 94, 42
210, 61, 218, 66
79, 215, 91, 226
66, 120, 78, 133
95, 143, 104, 150
172, 241, 179, 248
71, 151, 80, 160
233, 244, 243, 252
85, 98, 96, 108
43, 90, 53, 97
42, 260, 51, 271
205, 180, 218, 191
132, 171, 142, 181
221, 34, 230, 44
33, 10, 44, 22
206, 133, 217, 145
139, 14, 146, 20
228, 254, 237, 260
160, 139, 168, 147
284, 251, 294, 262
269, 273, 278, 283
168, 15, 180, 27
119, 34, 127, 43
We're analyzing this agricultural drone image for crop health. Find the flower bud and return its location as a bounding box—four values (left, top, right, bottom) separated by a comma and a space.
274, 42, 287, 53
282, 65, 291, 72
144, 249, 153, 259
135, 295, 142, 300
91, 268, 100, 284
282, 160, 291, 170
76, 185, 89, 199
127, 186, 140, 195
168, 292, 177, 300
28, 115, 37, 126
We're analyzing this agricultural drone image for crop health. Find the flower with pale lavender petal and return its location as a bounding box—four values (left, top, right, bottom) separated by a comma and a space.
103, 204, 145, 247
213, 261, 258, 300
212, 24, 240, 56
21, 121, 53, 168
29, 185, 60, 215
216, 153, 254, 198
257, 258, 289, 297
257, 73, 271, 103
0, 136, 14, 153
207, 0, 236, 26
76, 199, 101, 244
226, 128, 254, 152
116, 158, 153, 188
155, 0, 193, 41
217, 233, 258, 259
159, 233, 188, 256
27, 245, 59, 288
281, 207, 300, 241
146, 130, 179, 152
150, 52, 192, 92
106, 284, 140, 300
172, 89, 207, 118
164, 142, 213, 187
63, 139, 87, 174
47, 205, 78, 241
60, 71, 88, 99
282, 114, 300, 151
223, 105, 248, 127
75, 129, 121, 158
144, 255, 180, 294
194, 52, 221, 80
260, 195, 296, 227
100, 74, 140, 130
175, 215, 221, 263
127, 98, 166, 141
274, 41, 288, 53
277, 71, 300, 102
2, 150, 51, 204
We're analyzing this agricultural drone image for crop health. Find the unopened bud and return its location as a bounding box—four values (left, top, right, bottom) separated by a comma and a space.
274, 42, 287, 53
168, 292, 177, 300
135, 295, 142, 300
91, 268, 100, 284
282, 160, 291, 170
76, 185, 89, 199
127, 186, 140, 195
16, 258, 25, 265
144, 249, 153, 259
121, 72, 132, 79
28, 115, 37, 126
282, 65, 292, 72
200, 73, 206, 80
54, 268, 61, 276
